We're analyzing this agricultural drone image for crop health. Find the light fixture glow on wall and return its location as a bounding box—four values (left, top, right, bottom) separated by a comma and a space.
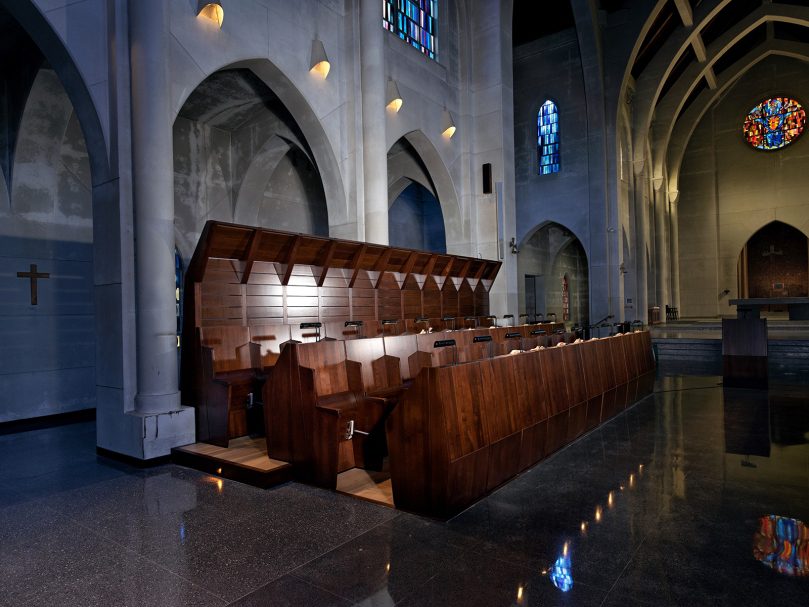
442, 108, 456, 138
386, 79, 403, 112
310, 39, 331, 79
197, 1, 224, 28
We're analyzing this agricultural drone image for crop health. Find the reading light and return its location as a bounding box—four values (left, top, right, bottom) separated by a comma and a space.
197, 1, 224, 27
310, 38, 330, 79
441, 108, 456, 138
386, 79, 403, 112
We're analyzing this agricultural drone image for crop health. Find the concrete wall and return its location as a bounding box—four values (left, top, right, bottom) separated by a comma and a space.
513, 30, 589, 254
678, 56, 809, 317
0, 68, 94, 422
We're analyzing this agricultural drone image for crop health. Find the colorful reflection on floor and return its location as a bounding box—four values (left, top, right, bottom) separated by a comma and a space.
754, 515, 808, 576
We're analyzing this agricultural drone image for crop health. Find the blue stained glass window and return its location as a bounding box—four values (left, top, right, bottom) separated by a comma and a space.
383, 0, 438, 61
538, 100, 560, 175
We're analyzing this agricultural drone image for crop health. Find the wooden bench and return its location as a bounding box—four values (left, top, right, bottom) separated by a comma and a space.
264, 340, 388, 488
196, 326, 264, 446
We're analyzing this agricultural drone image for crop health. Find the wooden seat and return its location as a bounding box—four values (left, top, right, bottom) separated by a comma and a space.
264, 340, 388, 488
196, 326, 264, 446
249, 324, 291, 369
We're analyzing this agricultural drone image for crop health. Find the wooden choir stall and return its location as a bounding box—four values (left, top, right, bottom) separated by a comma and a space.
178, 220, 655, 518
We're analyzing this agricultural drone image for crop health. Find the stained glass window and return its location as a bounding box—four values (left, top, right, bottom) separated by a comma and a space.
743, 97, 805, 151
383, 0, 438, 61
538, 100, 560, 175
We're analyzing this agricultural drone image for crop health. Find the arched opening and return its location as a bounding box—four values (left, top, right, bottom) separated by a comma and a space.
387, 136, 447, 253
737, 222, 808, 307
173, 68, 329, 260
0, 2, 110, 424
388, 182, 446, 253
518, 222, 589, 327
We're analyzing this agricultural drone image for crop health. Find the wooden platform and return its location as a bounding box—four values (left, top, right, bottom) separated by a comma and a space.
336, 467, 394, 507
172, 436, 293, 489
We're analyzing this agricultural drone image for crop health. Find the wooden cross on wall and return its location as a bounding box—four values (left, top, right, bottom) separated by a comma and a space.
16, 264, 50, 305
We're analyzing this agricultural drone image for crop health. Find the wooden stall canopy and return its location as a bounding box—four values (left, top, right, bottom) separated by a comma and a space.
185, 220, 501, 288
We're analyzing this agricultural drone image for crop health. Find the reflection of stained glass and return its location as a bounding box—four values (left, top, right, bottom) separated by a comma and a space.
753, 515, 808, 576
743, 97, 805, 151
550, 552, 573, 592
538, 100, 560, 175
383, 0, 438, 61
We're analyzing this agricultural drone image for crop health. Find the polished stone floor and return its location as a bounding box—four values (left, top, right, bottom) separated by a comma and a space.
1, 369, 807, 606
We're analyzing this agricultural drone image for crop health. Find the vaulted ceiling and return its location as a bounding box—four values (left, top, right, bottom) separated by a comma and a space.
624, 0, 809, 197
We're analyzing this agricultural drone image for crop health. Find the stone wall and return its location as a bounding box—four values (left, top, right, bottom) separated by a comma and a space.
678, 56, 809, 317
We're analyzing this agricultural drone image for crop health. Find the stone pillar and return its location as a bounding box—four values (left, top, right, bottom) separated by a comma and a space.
654, 188, 670, 319
633, 174, 649, 324
669, 198, 681, 310
360, 0, 388, 245
130, 0, 180, 413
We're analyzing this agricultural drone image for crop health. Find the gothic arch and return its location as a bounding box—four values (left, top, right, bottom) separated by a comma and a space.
388, 130, 463, 251
0, 0, 110, 186
173, 58, 347, 233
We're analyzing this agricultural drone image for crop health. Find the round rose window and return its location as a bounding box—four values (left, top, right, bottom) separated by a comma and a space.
743, 97, 805, 150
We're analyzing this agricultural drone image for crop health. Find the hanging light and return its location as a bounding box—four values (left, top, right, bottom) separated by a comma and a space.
442, 108, 456, 138
310, 38, 331, 79
386, 79, 403, 112
197, 1, 224, 28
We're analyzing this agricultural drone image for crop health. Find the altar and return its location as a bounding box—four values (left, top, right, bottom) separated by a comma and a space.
729, 297, 809, 320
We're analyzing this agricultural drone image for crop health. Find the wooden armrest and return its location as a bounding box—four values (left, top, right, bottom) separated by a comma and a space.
316, 391, 360, 414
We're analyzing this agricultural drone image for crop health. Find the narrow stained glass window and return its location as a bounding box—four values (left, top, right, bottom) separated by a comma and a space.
743, 97, 805, 151
383, 0, 438, 61
538, 100, 560, 175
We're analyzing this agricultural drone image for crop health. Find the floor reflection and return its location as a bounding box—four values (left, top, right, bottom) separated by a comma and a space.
754, 515, 808, 576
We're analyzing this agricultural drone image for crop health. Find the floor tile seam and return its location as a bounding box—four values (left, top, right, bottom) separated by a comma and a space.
598, 535, 647, 606
225, 572, 356, 607
63, 513, 233, 605
653, 385, 722, 395
285, 571, 368, 604
253, 511, 405, 597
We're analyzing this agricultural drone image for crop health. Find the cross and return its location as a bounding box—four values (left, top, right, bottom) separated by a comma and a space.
16, 264, 50, 305
762, 245, 783, 257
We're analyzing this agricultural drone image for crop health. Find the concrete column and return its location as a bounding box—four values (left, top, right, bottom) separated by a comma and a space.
654, 188, 670, 317
360, 0, 388, 245
669, 199, 681, 310
633, 175, 649, 324
130, 0, 180, 413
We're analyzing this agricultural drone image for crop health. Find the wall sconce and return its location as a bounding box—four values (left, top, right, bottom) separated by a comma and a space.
509, 237, 519, 255
442, 108, 456, 138
197, 1, 224, 28
310, 39, 330, 79
619, 263, 627, 274
386, 79, 403, 112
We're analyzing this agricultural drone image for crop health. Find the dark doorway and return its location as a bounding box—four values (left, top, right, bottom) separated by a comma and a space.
738, 221, 808, 300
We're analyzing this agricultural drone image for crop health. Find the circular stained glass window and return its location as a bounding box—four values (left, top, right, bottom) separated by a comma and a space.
743, 97, 805, 150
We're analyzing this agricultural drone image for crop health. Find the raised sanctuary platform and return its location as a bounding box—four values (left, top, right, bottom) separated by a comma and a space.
730, 297, 809, 320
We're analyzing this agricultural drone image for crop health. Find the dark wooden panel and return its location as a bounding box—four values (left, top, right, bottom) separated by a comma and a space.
458, 281, 474, 317
423, 276, 441, 318
609, 336, 630, 385
486, 433, 522, 491
561, 344, 587, 406
249, 324, 291, 368
474, 280, 489, 316
441, 281, 458, 318
383, 334, 420, 381
441, 364, 488, 461
541, 347, 570, 416
519, 420, 547, 471
402, 274, 422, 319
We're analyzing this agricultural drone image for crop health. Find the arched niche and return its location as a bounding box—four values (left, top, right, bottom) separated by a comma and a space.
173, 58, 347, 237
737, 221, 808, 300
387, 131, 463, 252
389, 182, 446, 254
173, 68, 329, 257
518, 221, 589, 326
0, 1, 113, 426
